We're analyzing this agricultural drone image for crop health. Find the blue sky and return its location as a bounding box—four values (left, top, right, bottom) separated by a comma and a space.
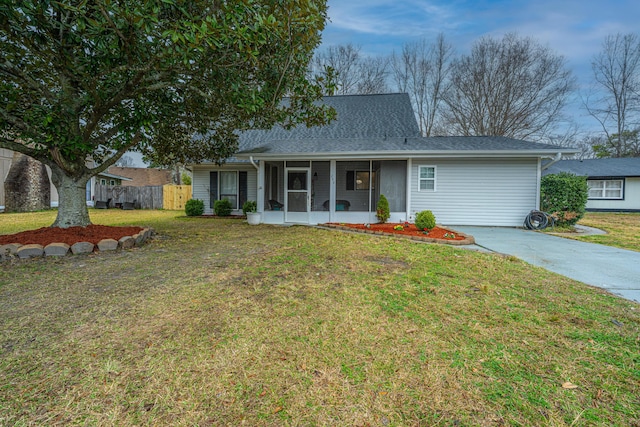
321, 0, 640, 134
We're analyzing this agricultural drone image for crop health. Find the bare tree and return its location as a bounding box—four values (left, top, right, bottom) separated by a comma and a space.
312, 44, 362, 95
356, 57, 390, 94
585, 33, 640, 157
390, 34, 453, 136
442, 33, 574, 140
115, 154, 136, 167
311, 44, 390, 95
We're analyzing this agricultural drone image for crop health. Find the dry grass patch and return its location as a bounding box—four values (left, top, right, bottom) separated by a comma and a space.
1, 211, 639, 426
576, 212, 640, 252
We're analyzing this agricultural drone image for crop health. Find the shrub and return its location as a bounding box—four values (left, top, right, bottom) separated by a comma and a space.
181, 172, 192, 185
214, 199, 233, 216
185, 198, 204, 216
242, 200, 257, 215
376, 194, 390, 223
540, 172, 588, 226
415, 210, 436, 231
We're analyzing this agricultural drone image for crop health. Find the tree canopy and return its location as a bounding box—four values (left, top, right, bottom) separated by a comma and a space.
0, 0, 331, 227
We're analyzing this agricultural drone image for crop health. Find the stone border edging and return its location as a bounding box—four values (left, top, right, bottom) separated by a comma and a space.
321, 224, 475, 245
0, 228, 155, 261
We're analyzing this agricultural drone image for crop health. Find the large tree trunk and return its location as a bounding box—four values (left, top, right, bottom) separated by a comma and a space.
50, 167, 91, 228
4, 152, 51, 212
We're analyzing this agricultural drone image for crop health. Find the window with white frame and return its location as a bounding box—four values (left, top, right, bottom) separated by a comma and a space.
418, 166, 436, 191
588, 179, 623, 199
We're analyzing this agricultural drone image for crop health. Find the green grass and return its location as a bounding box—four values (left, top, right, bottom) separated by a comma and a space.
1, 210, 639, 426
575, 212, 640, 252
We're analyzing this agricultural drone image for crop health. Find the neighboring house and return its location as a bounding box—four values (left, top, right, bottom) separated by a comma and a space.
1, 149, 59, 210
0, 148, 132, 209
543, 158, 640, 212
190, 93, 577, 226
106, 166, 172, 187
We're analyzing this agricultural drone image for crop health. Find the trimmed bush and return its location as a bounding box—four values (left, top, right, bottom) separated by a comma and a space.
214, 199, 233, 216
415, 210, 436, 231
540, 172, 588, 226
376, 194, 390, 223
242, 200, 257, 215
185, 198, 204, 216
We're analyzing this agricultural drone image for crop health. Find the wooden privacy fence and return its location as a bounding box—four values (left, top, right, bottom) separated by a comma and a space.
94, 184, 191, 210
163, 184, 191, 210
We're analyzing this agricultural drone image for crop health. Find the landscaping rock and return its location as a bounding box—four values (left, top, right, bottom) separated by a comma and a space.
119, 236, 135, 249
133, 232, 146, 246
44, 243, 70, 257
71, 241, 94, 255
97, 239, 119, 252
17, 244, 44, 259
1, 243, 22, 259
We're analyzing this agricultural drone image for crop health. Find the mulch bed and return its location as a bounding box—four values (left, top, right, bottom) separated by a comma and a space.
0, 225, 144, 247
323, 222, 474, 245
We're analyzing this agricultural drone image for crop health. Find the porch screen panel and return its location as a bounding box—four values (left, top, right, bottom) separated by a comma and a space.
337, 161, 371, 212
311, 161, 330, 211
379, 160, 406, 212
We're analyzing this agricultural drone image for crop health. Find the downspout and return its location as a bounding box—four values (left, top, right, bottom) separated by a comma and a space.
541, 152, 562, 171
249, 156, 259, 170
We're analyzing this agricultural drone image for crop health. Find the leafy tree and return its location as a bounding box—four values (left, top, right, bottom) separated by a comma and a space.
585, 33, 640, 157
443, 33, 574, 140
0, 0, 331, 227
592, 129, 640, 158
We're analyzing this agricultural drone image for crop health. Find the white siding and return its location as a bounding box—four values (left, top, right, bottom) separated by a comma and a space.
410, 158, 539, 226
587, 177, 640, 211
192, 164, 258, 214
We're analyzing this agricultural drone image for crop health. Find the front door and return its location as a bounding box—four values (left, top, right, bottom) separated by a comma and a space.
285, 168, 310, 223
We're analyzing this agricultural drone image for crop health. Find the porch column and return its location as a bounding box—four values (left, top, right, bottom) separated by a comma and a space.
406, 158, 412, 221
329, 160, 336, 222
257, 160, 265, 213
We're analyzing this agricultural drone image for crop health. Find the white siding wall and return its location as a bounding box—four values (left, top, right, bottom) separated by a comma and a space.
587, 178, 640, 211
192, 164, 258, 214
410, 158, 539, 226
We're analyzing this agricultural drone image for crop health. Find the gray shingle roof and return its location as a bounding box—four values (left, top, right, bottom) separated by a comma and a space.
543, 158, 640, 177
237, 93, 421, 150
238, 135, 570, 156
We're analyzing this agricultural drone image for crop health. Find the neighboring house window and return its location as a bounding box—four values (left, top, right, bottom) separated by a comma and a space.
209, 171, 248, 209
100, 178, 106, 185
110, 179, 116, 185
346, 171, 375, 190
588, 179, 623, 199
418, 166, 436, 191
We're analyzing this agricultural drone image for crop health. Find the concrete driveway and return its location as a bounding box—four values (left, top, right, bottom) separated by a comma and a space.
453, 226, 640, 303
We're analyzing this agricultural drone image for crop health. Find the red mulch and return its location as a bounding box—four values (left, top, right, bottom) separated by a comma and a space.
0, 225, 144, 247
326, 222, 466, 241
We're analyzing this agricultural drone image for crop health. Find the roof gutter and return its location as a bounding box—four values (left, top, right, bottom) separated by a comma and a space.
541, 152, 563, 171
249, 156, 259, 170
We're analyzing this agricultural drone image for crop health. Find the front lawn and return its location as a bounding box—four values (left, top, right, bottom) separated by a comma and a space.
576, 212, 640, 252
1, 211, 639, 425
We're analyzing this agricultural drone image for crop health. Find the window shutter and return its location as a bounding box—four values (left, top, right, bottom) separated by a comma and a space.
346, 170, 354, 190
209, 171, 218, 208
239, 171, 248, 207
